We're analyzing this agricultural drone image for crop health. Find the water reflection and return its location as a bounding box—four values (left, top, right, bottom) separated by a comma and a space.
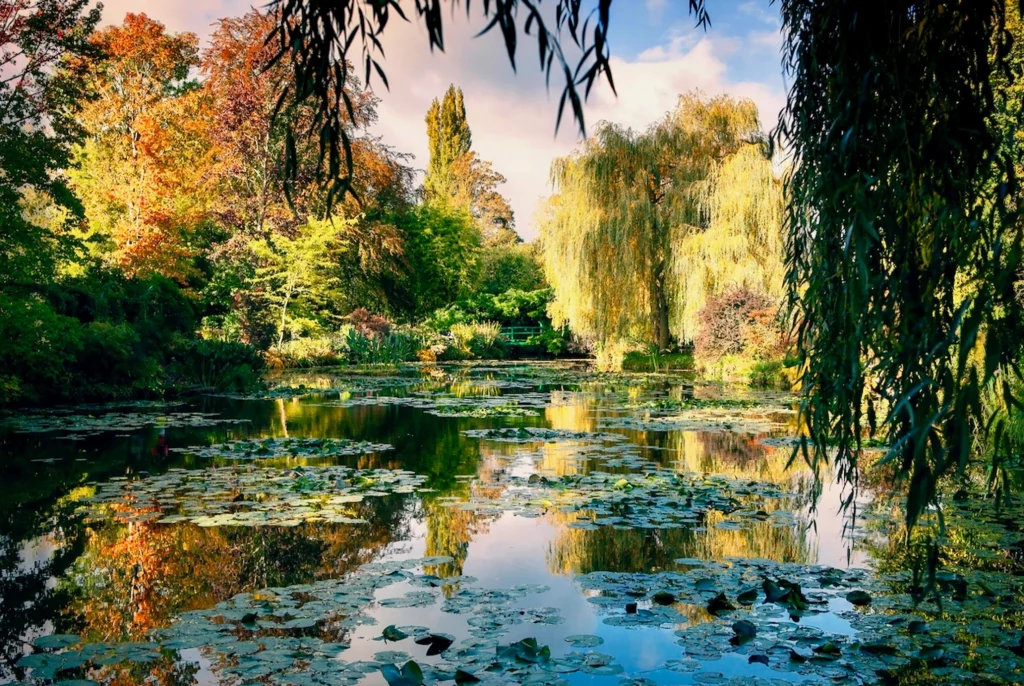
1, 363, 871, 685
63, 494, 412, 641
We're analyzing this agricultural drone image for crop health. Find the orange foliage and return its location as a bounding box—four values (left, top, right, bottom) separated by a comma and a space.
71, 13, 213, 282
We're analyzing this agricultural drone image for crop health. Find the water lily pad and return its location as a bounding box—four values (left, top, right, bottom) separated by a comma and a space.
32, 634, 81, 650
383, 625, 409, 642
380, 661, 424, 686
846, 590, 872, 606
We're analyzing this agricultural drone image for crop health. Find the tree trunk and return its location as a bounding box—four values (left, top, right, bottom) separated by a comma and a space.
652, 259, 671, 351
277, 281, 292, 348
653, 282, 670, 351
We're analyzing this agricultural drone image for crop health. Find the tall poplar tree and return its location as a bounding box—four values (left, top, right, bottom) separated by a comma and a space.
424, 84, 471, 200
423, 84, 515, 241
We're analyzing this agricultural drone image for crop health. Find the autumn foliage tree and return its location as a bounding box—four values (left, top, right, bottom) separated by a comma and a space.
0, 0, 99, 285
68, 13, 213, 282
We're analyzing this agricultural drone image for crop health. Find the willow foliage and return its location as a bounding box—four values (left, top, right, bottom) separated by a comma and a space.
670, 143, 785, 341
779, 0, 1024, 529
541, 93, 782, 352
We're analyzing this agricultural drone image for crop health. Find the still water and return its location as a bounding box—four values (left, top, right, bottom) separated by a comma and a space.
0, 362, 977, 685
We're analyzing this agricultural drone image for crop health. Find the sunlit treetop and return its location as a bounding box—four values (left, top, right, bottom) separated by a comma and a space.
542, 92, 780, 352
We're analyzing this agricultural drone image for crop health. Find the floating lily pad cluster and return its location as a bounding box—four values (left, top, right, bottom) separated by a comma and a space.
1, 410, 250, 438
215, 375, 435, 400
599, 409, 791, 435
170, 437, 394, 461
576, 556, 1024, 684
462, 427, 628, 444
17, 635, 163, 682
445, 469, 795, 533
17, 558, 624, 686
78, 465, 427, 527
308, 392, 552, 418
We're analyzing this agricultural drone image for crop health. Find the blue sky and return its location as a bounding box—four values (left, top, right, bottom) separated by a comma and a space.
98, 0, 788, 240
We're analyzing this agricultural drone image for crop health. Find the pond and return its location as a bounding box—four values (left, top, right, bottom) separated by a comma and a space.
2, 361, 1023, 685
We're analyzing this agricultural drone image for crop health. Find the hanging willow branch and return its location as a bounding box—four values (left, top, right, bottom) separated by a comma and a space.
541, 93, 779, 352
777, 0, 1024, 532
265, 0, 711, 208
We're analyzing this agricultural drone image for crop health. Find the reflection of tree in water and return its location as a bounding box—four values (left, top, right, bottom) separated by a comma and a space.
547, 502, 813, 575
93, 654, 198, 686
694, 431, 773, 470
548, 521, 699, 574
423, 497, 475, 579
0, 498, 86, 682
423, 454, 508, 581
64, 493, 412, 641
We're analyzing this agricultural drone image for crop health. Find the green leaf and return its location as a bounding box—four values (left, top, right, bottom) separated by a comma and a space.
706, 592, 736, 615
380, 661, 424, 686
737, 587, 758, 605
732, 619, 756, 640
454, 669, 481, 684
32, 634, 81, 651
845, 590, 872, 606
382, 625, 408, 642
414, 633, 454, 656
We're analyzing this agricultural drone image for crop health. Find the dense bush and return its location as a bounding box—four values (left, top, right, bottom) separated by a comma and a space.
450, 321, 505, 359
267, 337, 342, 369
344, 328, 418, 365
0, 294, 84, 404
622, 349, 694, 372
345, 308, 391, 337
0, 272, 266, 405
526, 326, 573, 356
694, 285, 790, 384
168, 339, 266, 391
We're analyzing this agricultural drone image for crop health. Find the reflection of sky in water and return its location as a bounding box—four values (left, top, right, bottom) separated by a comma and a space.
2, 365, 883, 684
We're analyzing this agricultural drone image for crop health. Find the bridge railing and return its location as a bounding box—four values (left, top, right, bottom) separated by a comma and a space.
500, 326, 544, 344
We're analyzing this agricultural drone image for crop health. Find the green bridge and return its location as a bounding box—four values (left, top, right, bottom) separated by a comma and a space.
500, 326, 544, 345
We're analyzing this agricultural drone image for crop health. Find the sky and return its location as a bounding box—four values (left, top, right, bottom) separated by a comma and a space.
97, 1, 787, 241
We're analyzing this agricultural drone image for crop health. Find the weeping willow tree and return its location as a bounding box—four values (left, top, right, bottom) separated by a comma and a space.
541, 92, 782, 353
670, 142, 785, 341
779, 0, 1024, 531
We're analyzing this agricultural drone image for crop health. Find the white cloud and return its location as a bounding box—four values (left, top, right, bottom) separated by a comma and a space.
645, 0, 668, 19
370, 17, 786, 240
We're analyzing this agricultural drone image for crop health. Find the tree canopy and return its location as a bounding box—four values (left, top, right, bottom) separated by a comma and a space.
541, 92, 782, 354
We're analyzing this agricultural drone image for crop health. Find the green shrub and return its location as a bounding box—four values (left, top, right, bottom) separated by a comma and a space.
0, 293, 82, 404
749, 359, 786, 389
524, 326, 572, 357
168, 339, 265, 392
622, 349, 694, 372
343, 328, 418, 365
450, 321, 505, 359
77, 321, 162, 398
422, 305, 472, 332
269, 337, 342, 369
694, 285, 790, 383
